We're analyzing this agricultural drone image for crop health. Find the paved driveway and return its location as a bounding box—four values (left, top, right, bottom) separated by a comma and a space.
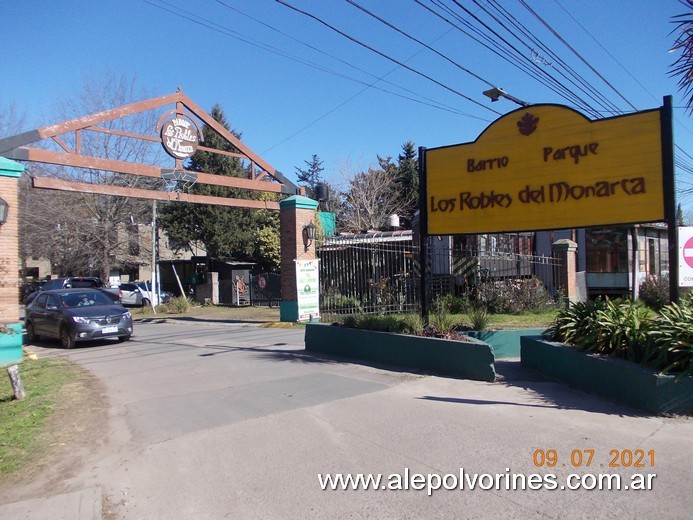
5, 320, 693, 519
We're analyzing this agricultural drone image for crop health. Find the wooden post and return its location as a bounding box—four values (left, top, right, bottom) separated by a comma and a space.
7, 364, 25, 400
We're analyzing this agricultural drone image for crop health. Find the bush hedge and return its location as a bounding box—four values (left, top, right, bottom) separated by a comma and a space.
543, 294, 693, 376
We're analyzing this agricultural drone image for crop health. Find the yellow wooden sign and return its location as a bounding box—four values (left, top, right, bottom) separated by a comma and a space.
425, 105, 665, 235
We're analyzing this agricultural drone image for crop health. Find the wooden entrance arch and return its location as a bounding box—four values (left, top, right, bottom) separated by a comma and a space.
0, 89, 317, 322
0, 89, 302, 205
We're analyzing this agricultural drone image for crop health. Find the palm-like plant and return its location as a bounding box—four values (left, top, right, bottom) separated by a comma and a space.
670, 1, 693, 112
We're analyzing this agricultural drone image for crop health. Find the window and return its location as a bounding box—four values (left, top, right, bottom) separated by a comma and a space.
586, 228, 629, 273
35, 293, 48, 309
46, 294, 60, 310
648, 238, 657, 274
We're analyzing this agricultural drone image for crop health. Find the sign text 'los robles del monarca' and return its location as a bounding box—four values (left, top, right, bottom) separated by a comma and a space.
424, 104, 666, 235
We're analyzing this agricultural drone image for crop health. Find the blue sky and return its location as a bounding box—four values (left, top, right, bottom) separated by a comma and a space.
2, 0, 692, 214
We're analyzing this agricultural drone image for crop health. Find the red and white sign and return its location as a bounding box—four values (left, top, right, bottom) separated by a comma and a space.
679, 227, 693, 287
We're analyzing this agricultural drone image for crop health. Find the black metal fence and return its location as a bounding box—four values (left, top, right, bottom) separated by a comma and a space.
317, 233, 562, 316
318, 232, 419, 315
249, 272, 281, 307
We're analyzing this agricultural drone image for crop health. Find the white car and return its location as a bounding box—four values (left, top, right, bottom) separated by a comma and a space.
118, 282, 149, 307
132, 281, 172, 306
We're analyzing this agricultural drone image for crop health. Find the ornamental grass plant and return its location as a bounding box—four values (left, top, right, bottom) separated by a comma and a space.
543, 295, 693, 377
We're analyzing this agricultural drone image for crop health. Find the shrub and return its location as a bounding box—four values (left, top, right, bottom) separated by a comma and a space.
335, 312, 474, 341
429, 305, 458, 333
162, 296, 194, 314
544, 296, 693, 376
475, 277, 556, 314
543, 298, 608, 347
339, 313, 423, 335
467, 306, 491, 331
432, 294, 469, 314
647, 299, 693, 376
638, 275, 670, 310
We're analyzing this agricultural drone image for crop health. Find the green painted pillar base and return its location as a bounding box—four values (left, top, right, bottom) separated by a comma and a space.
280, 300, 299, 322
0, 323, 23, 366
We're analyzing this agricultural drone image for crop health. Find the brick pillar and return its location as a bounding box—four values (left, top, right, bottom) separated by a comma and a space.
553, 239, 578, 304
279, 195, 318, 322
0, 158, 23, 330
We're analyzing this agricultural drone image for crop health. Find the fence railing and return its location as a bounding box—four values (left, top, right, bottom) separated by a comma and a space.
318, 235, 562, 316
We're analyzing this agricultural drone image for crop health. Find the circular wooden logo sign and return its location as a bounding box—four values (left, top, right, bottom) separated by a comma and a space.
161, 117, 199, 159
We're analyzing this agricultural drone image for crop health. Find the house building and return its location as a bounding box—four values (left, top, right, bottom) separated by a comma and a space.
535, 223, 670, 299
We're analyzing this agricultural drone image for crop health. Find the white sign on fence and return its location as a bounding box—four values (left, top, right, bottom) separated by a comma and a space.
679, 226, 693, 288
296, 259, 320, 321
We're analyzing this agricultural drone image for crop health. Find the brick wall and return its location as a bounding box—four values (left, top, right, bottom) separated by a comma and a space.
280, 206, 317, 300
0, 176, 19, 324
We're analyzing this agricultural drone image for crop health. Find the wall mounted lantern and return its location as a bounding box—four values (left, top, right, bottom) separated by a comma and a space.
303, 221, 317, 252
0, 197, 8, 225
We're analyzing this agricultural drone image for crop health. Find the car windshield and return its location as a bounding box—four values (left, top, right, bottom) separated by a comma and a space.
59, 291, 113, 308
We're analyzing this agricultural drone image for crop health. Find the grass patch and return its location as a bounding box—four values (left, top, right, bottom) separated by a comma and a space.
130, 303, 281, 323
484, 310, 558, 329
0, 358, 82, 475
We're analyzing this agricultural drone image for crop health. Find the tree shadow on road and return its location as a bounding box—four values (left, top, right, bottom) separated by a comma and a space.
484, 360, 646, 417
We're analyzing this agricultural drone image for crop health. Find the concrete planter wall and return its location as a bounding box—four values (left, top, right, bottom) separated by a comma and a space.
305, 324, 496, 382
0, 323, 23, 366
463, 328, 545, 359
521, 336, 693, 414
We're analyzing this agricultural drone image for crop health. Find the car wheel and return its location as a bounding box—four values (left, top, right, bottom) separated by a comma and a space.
118, 335, 131, 343
141, 298, 150, 308
26, 322, 39, 342
60, 326, 76, 349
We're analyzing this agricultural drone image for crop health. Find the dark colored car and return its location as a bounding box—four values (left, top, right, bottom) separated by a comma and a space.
25, 288, 133, 348
23, 277, 121, 305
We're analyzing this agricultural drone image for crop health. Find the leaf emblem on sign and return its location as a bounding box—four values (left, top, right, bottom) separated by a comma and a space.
517, 112, 539, 136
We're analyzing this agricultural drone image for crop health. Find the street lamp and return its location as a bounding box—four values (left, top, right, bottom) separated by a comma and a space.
482, 87, 529, 107
303, 221, 317, 252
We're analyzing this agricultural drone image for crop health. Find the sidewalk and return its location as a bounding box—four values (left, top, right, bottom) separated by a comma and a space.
0, 488, 101, 520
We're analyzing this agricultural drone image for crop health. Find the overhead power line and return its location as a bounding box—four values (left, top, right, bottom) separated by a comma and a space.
517, 0, 638, 112
274, 0, 503, 116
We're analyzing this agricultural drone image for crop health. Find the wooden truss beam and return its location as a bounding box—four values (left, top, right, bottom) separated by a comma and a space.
32, 177, 281, 210
0, 90, 300, 196
5, 147, 288, 194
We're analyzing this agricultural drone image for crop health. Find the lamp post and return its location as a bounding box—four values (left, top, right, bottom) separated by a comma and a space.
482, 87, 529, 107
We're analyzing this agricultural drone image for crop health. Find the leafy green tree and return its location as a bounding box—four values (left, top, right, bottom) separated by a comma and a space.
158, 104, 280, 268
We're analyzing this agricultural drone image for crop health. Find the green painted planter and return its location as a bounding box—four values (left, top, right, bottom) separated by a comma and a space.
0, 323, 23, 366
521, 336, 693, 415
305, 324, 496, 382
464, 328, 545, 359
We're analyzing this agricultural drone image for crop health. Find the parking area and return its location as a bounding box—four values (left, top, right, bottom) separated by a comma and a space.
4, 319, 693, 519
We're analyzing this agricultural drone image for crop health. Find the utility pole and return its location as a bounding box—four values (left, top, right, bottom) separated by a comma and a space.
150, 200, 158, 313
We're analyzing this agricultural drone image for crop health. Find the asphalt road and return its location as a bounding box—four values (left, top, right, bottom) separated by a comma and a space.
6, 319, 693, 519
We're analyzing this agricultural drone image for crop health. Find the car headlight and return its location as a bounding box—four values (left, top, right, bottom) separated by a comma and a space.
73, 316, 91, 324
123, 312, 132, 320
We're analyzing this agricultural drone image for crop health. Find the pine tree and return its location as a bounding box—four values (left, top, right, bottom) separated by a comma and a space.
395, 141, 419, 223
294, 154, 324, 199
